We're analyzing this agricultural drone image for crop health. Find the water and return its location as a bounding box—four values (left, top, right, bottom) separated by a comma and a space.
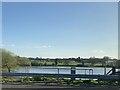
14, 66, 112, 75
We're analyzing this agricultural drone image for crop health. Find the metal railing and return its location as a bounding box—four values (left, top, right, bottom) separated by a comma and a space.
31, 67, 93, 75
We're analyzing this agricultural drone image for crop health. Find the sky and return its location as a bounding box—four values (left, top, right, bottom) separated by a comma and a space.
2, 0, 120, 2
2, 2, 118, 58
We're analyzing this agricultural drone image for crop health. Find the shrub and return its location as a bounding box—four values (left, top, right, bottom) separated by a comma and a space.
33, 76, 42, 81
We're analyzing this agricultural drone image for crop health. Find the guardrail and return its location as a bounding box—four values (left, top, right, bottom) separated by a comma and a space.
2, 67, 120, 80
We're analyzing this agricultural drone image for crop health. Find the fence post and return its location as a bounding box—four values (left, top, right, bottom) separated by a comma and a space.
111, 66, 116, 74
71, 67, 76, 80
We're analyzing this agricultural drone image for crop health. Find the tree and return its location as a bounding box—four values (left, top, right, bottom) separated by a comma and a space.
89, 57, 96, 66
77, 57, 81, 62
17, 56, 31, 66
77, 57, 80, 60
55, 59, 58, 66
2, 49, 17, 72
101, 56, 109, 66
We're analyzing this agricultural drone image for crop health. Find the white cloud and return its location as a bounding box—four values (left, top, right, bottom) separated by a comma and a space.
34, 45, 52, 48
92, 49, 105, 54
25, 45, 52, 49
2, 43, 52, 49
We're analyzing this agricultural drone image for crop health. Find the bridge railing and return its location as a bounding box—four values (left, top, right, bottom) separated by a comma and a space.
30, 67, 93, 75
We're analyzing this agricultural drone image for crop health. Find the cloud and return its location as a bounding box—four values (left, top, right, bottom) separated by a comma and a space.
34, 45, 52, 49
3, 43, 52, 49
92, 49, 105, 54
25, 45, 52, 49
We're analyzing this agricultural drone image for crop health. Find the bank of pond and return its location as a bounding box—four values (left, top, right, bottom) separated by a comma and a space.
2, 76, 120, 86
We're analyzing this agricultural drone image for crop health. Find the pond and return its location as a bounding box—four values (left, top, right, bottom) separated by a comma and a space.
14, 66, 112, 75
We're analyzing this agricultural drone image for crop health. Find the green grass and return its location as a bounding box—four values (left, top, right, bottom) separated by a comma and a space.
2, 76, 120, 86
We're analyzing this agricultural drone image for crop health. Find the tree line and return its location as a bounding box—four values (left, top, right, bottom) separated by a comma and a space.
1, 48, 120, 72
28, 56, 120, 67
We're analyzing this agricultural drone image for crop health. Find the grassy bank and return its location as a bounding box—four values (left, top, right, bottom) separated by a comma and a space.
2, 76, 120, 86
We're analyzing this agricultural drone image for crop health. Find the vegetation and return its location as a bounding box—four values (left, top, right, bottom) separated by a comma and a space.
1, 48, 120, 86
1, 48, 120, 69
29, 56, 119, 67
2, 76, 120, 86
2, 49, 18, 72
17, 56, 31, 66
1, 48, 31, 72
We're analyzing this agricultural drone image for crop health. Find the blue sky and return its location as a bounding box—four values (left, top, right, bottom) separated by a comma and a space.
2, 2, 118, 58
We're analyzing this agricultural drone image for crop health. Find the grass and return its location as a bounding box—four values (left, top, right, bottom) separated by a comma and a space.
2, 76, 119, 86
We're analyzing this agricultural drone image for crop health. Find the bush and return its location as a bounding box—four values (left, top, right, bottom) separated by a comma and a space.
2, 76, 16, 82
23, 77, 32, 82
90, 80, 98, 85
33, 76, 43, 81
83, 80, 91, 84
73, 80, 79, 84
63, 78, 71, 84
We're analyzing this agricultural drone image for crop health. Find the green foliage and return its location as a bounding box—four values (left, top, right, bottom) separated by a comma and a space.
1, 48, 31, 72
2, 49, 17, 72
90, 80, 98, 84
33, 76, 43, 81
23, 77, 32, 82
17, 56, 31, 66
83, 80, 91, 84
2, 76, 17, 82
63, 78, 71, 84
31, 61, 43, 66
73, 80, 79, 84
